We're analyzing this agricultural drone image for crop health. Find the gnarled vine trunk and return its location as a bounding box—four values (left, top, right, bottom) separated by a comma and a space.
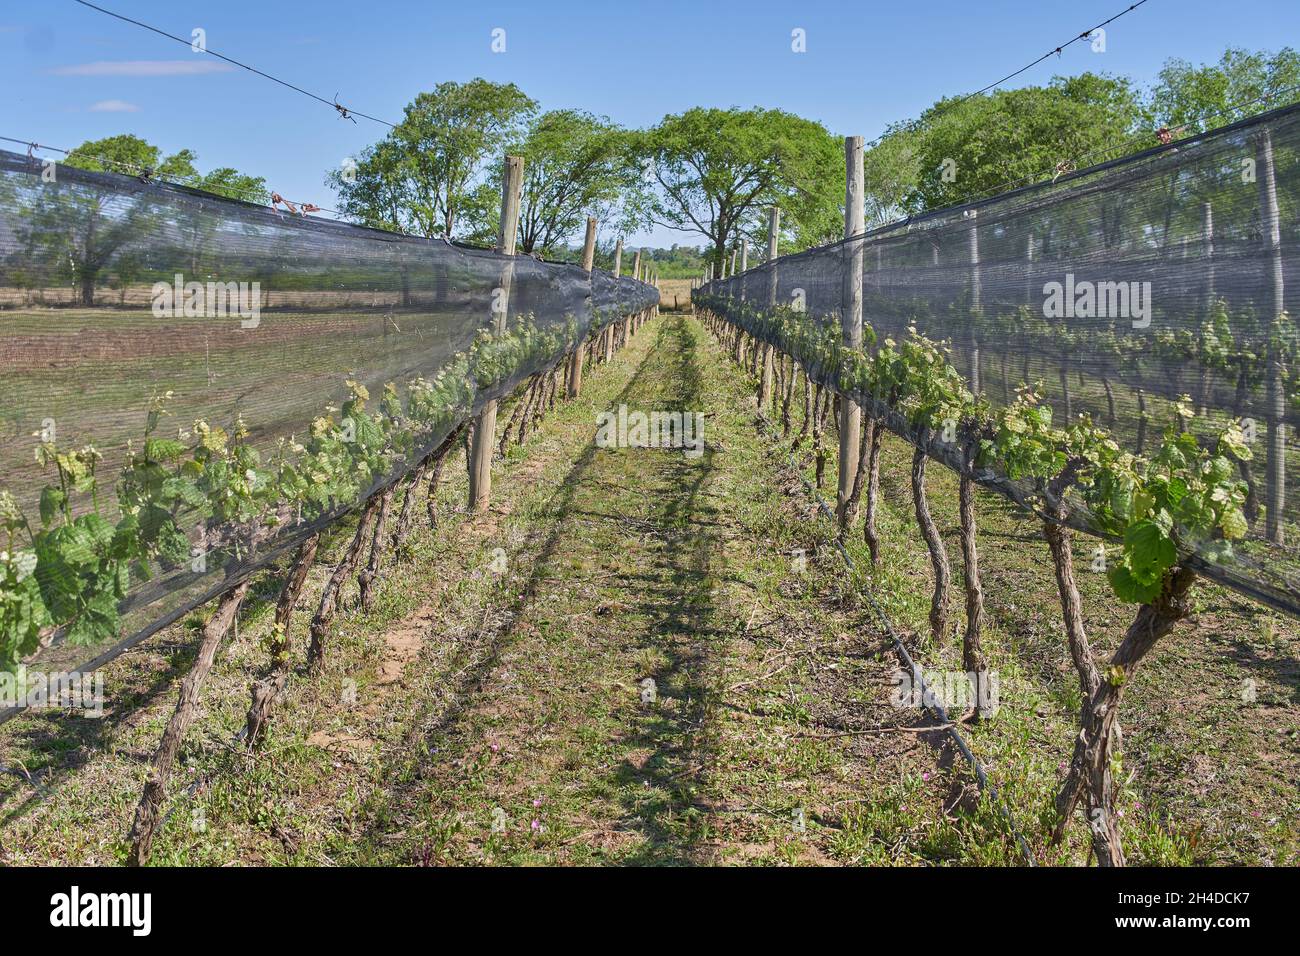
245, 533, 320, 747
307, 495, 382, 670
128, 579, 251, 865
357, 484, 395, 613
862, 419, 884, 566
838, 416, 871, 536
958, 438, 986, 674
426, 424, 466, 528
391, 463, 428, 559
1055, 565, 1198, 866
912, 436, 950, 644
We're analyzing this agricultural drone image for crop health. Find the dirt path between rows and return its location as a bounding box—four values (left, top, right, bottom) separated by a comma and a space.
346, 315, 961, 865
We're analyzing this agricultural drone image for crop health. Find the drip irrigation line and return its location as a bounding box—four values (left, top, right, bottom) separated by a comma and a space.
70, 0, 397, 129
770, 426, 1038, 866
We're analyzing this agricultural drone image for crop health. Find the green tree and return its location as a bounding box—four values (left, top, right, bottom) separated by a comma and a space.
329, 79, 536, 239
1148, 47, 1300, 132
509, 110, 644, 256
63, 134, 199, 182
907, 74, 1141, 211
643, 107, 842, 271
63, 134, 267, 202
192, 167, 269, 204
35, 135, 269, 303
863, 123, 923, 227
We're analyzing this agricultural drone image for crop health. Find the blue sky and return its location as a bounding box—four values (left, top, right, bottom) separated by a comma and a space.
4, 0, 1299, 247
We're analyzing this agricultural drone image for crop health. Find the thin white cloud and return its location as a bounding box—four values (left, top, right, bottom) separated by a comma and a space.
89, 99, 141, 113
50, 60, 234, 77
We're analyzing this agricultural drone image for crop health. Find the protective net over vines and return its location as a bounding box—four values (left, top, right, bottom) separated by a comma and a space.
699, 102, 1300, 616
0, 149, 657, 696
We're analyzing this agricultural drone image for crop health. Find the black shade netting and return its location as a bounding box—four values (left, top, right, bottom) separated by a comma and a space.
699, 103, 1300, 616
0, 149, 657, 703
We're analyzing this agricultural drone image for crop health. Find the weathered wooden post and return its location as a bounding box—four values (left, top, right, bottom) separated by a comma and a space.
967, 209, 982, 396
1197, 202, 1216, 416
838, 135, 865, 515
468, 154, 524, 511
1258, 130, 1287, 544
568, 216, 598, 399
628, 250, 643, 350
1025, 232, 1034, 309
758, 210, 778, 410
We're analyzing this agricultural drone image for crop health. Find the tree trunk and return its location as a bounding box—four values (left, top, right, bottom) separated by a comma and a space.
958, 439, 986, 674
426, 424, 465, 528
498, 385, 530, 458
391, 463, 429, 559
128, 580, 250, 865
781, 358, 795, 438
863, 419, 884, 566
1043, 515, 1106, 846
812, 385, 827, 488
1055, 565, 1198, 866
912, 438, 950, 644
838, 416, 871, 535
1135, 388, 1147, 456
245, 533, 320, 747
795, 376, 813, 448
516, 374, 544, 445
357, 484, 395, 613
307, 496, 381, 670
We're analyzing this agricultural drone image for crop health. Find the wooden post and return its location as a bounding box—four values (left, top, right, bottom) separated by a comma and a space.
568, 216, 597, 399
758, 210, 778, 410
468, 154, 524, 511
1258, 130, 1287, 544
633, 249, 642, 283
605, 240, 620, 363
613, 238, 623, 278
967, 209, 981, 396
1197, 203, 1216, 416
1025, 233, 1034, 307
1202, 203, 1215, 307
838, 135, 865, 514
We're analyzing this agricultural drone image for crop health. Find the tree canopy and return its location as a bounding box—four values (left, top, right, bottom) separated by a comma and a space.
642, 107, 842, 270
329, 79, 536, 240
63, 134, 268, 203
514, 110, 644, 257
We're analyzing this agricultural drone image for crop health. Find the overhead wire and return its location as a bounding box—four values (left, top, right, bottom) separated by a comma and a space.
70, 0, 397, 129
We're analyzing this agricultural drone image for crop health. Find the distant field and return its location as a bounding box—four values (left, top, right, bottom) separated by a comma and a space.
655, 279, 693, 310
